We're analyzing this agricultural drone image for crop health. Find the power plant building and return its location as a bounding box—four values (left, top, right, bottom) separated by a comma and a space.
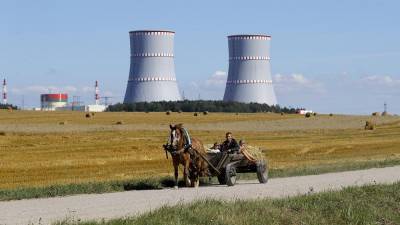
223, 34, 277, 105
40, 93, 68, 111
124, 30, 181, 103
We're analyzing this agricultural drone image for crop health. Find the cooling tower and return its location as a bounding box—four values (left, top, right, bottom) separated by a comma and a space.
124, 30, 181, 103
223, 34, 277, 105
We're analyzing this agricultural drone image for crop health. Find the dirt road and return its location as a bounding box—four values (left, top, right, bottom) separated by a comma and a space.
1, 166, 399, 225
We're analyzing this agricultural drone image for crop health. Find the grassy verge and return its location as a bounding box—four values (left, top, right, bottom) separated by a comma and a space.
57, 182, 400, 225
1, 158, 399, 201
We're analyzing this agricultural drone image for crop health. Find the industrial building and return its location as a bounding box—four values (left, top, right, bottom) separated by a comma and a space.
40, 93, 68, 111
223, 34, 277, 105
123, 30, 181, 103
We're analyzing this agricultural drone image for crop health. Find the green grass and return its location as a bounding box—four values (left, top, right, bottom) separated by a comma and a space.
56, 182, 400, 225
2, 158, 399, 201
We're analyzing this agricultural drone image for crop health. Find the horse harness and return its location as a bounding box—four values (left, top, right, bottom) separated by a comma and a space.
163, 128, 199, 168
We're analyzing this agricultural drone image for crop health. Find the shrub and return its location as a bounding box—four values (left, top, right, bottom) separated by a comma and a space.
365, 121, 375, 130
305, 112, 311, 118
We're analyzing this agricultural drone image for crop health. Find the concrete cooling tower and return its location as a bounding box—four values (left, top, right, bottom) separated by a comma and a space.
124, 30, 181, 103
223, 34, 277, 105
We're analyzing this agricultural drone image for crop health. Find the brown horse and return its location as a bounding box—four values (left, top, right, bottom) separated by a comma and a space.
164, 124, 208, 188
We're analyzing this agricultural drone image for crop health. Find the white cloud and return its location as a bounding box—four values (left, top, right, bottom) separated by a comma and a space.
204, 70, 227, 87
362, 75, 400, 86
273, 73, 325, 93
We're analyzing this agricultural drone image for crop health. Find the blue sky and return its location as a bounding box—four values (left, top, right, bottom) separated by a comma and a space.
1, 0, 399, 114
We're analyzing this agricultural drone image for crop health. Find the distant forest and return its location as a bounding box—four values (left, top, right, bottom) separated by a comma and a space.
107, 100, 298, 113
0, 104, 18, 110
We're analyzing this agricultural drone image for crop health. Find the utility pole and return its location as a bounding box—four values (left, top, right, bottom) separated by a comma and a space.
384, 102, 387, 113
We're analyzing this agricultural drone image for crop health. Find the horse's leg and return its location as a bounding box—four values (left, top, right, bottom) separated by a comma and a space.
184, 155, 191, 187
173, 158, 179, 189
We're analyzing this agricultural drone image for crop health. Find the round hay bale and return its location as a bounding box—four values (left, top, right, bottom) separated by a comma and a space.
0, 131, 6, 136
166, 110, 171, 115
91, 112, 95, 117
115, 121, 123, 125
372, 112, 380, 116
203, 111, 209, 115
178, 110, 182, 113
280, 112, 284, 116
313, 112, 317, 116
329, 113, 333, 117
194, 112, 198, 116
305, 112, 311, 118
85, 113, 91, 118
364, 121, 375, 130
59, 121, 68, 125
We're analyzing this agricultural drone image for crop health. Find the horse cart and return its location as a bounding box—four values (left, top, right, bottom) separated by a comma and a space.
202, 152, 268, 186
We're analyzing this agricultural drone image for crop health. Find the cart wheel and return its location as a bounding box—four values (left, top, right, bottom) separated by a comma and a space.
226, 164, 237, 186
256, 160, 268, 184
217, 171, 226, 185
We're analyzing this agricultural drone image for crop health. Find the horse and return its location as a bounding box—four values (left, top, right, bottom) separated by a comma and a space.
163, 124, 208, 188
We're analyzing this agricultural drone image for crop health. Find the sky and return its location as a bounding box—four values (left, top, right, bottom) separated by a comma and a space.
1, 0, 399, 114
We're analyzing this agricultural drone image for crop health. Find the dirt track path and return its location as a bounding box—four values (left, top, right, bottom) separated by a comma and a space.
1, 166, 400, 225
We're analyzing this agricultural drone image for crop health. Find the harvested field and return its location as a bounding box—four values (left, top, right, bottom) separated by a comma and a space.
0, 111, 400, 190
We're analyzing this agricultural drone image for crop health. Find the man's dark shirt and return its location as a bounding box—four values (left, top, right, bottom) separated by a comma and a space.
221, 138, 240, 153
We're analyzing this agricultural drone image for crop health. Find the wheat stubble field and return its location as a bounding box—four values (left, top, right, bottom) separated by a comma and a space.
0, 110, 400, 190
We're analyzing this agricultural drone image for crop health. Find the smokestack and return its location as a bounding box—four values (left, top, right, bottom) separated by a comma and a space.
2, 78, 7, 104
124, 30, 181, 103
95, 80, 100, 105
223, 34, 277, 105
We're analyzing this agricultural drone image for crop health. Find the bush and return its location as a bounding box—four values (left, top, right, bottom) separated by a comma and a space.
305, 112, 311, 118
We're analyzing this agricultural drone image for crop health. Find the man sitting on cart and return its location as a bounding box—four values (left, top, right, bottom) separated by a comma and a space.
221, 132, 240, 153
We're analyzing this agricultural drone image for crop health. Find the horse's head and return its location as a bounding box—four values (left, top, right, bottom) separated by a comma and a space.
168, 124, 183, 150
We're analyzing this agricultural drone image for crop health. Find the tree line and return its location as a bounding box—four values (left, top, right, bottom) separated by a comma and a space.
107, 100, 298, 113
0, 104, 18, 110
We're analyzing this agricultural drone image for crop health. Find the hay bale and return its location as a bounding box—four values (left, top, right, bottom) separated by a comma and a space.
313, 112, 317, 116
329, 113, 333, 117
166, 110, 171, 115
203, 111, 209, 115
305, 112, 311, 118
85, 113, 91, 118
178, 110, 182, 113
91, 112, 95, 117
0, 131, 6, 136
59, 121, 68, 125
280, 112, 284, 116
115, 121, 123, 125
194, 112, 198, 116
372, 112, 380, 116
364, 121, 375, 130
